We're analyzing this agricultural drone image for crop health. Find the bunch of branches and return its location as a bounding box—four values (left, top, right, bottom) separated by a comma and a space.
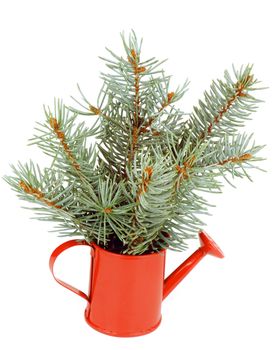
4, 31, 265, 254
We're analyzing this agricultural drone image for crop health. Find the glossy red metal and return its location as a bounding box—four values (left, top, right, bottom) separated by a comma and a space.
49, 239, 90, 301
49, 231, 224, 337
163, 231, 224, 299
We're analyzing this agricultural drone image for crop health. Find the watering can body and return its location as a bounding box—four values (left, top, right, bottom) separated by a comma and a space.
49, 231, 224, 337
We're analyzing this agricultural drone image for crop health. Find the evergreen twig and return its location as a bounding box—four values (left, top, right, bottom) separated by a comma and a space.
4, 31, 265, 255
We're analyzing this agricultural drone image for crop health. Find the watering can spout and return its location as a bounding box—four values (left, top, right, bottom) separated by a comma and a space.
163, 231, 224, 300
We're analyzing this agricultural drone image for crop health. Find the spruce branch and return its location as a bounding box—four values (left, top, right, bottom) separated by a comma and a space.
48, 115, 80, 171
29, 99, 99, 169
180, 64, 264, 150
125, 150, 176, 254
4, 31, 266, 255
19, 180, 62, 209
3, 161, 86, 235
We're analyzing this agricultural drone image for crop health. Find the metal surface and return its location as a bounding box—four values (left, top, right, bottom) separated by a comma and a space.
49, 231, 224, 337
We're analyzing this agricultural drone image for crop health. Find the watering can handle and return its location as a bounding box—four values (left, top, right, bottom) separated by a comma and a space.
49, 239, 91, 302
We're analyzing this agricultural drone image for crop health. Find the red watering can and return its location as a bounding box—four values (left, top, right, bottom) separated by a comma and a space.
49, 231, 224, 337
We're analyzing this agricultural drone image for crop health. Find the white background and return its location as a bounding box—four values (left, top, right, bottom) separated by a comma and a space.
0, 1, 275, 349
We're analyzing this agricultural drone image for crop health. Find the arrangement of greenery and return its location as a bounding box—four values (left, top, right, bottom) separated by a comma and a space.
4, 31, 265, 255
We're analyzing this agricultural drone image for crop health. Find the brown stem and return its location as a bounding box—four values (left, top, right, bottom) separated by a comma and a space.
49, 117, 80, 171
139, 92, 174, 137
136, 166, 153, 202
217, 153, 252, 165
200, 75, 252, 140
175, 153, 252, 181
127, 49, 146, 162
19, 181, 62, 209
174, 155, 196, 189
130, 166, 154, 249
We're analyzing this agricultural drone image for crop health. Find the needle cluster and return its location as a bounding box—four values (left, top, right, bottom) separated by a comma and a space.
4, 31, 265, 254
